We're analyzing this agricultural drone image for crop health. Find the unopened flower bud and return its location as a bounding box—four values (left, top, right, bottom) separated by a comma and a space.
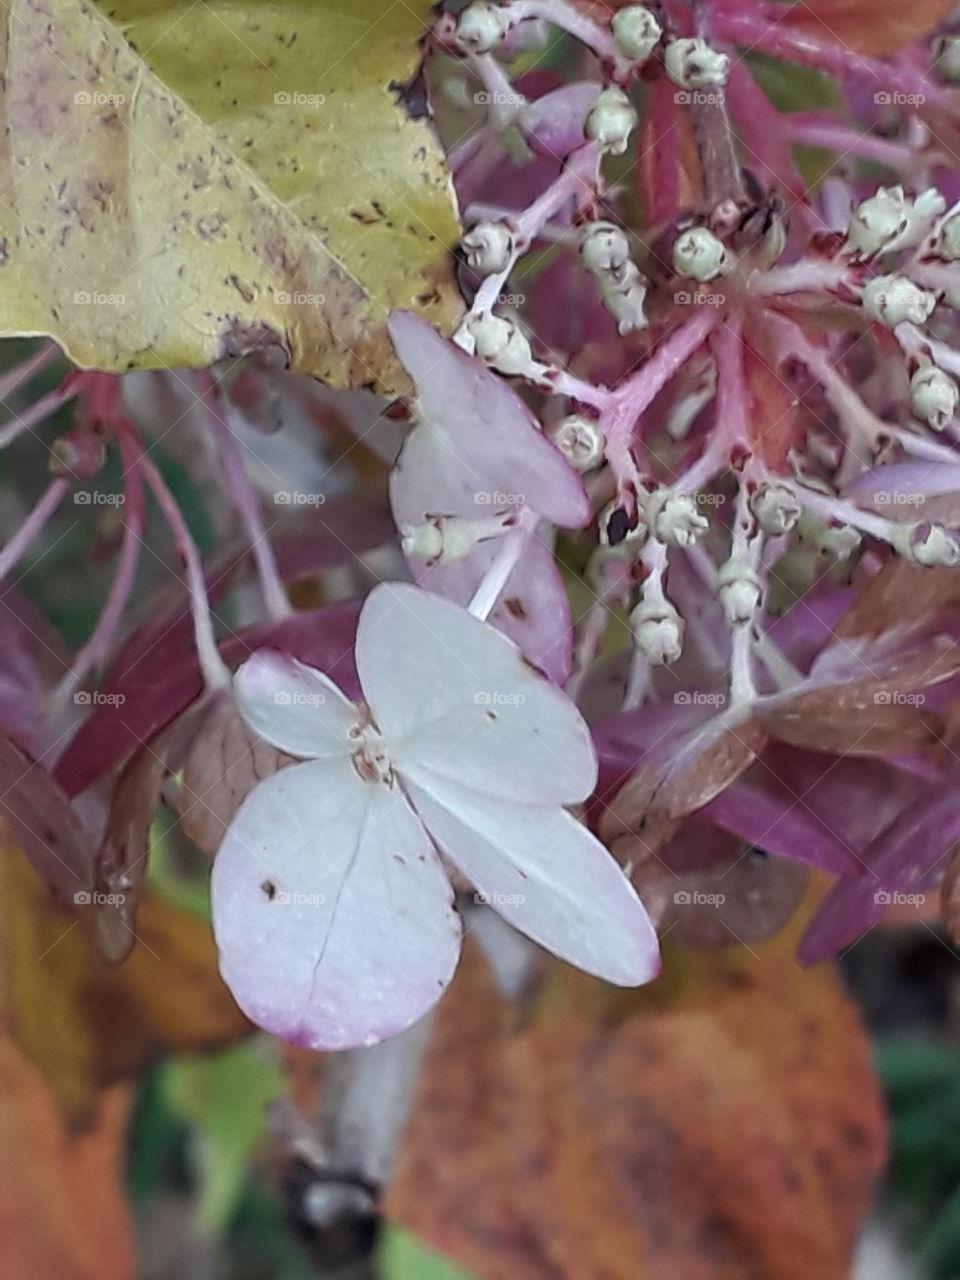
894, 522, 960, 567
862, 274, 937, 328
612, 6, 662, 63
465, 312, 534, 376
673, 226, 729, 282
717, 558, 762, 626
585, 87, 637, 156
751, 482, 801, 535
630, 597, 684, 665
911, 365, 959, 431
664, 37, 730, 90
846, 187, 907, 257
933, 35, 960, 85
846, 186, 945, 258
646, 489, 709, 547
935, 211, 960, 261
598, 261, 649, 334
817, 522, 861, 559
401, 515, 504, 566
462, 221, 514, 275
551, 415, 606, 472
453, 2, 513, 54
49, 430, 106, 479
580, 221, 630, 276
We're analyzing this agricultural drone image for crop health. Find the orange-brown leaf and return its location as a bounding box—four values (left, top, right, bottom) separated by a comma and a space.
389, 910, 886, 1280
0, 1051, 134, 1280
780, 0, 955, 58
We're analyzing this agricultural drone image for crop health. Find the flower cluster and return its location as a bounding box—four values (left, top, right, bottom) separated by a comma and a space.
2, 0, 960, 1051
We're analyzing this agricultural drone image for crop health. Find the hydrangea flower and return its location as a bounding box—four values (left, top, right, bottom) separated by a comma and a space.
211, 582, 659, 1050
389, 310, 591, 683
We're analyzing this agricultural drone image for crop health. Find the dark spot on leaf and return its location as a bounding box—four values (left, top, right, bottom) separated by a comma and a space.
485, 710, 497, 722
261, 879, 278, 900
503, 597, 526, 621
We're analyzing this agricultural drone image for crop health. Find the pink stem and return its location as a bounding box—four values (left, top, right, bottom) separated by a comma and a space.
611, 309, 720, 441
0, 477, 71, 580
510, 0, 617, 61
716, 7, 950, 108
786, 117, 928, 169
467, 143, 601, 321
54, 435, 146, 701
137, 452, 231, 692
0, 377, 80, 448
0, 343, 59, 405
751, 260, 855, 297
467, 512, 536, 621
198, 372, 292, 622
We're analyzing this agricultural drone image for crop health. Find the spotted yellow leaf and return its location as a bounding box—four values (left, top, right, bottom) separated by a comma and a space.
0, 0, 461, 391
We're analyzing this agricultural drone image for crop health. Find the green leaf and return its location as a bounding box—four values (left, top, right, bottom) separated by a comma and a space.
164, 1041, 284, 1235
379, 1227, 478, 1280
0, 0, 461, 391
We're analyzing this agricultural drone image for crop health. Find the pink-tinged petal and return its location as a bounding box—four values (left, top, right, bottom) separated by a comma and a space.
388, 310, 590, 529
412, 535, 576, 685
211, 758, 461, 1050
404, 768, 660, 987
234, 651, 358, 760
357, 583, 596, 805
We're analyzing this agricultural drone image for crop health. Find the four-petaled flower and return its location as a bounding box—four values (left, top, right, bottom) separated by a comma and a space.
212, 583, 659, 1050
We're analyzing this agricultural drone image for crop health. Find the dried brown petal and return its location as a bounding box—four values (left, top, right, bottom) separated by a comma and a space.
0, 732, 95, 905
176, 697, 292, 856
95, 702, 206, 963
600, 713, 768, 854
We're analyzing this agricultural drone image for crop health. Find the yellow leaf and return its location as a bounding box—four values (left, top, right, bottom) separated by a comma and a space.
2, 843, 250, 1120
0, 0, 461, 391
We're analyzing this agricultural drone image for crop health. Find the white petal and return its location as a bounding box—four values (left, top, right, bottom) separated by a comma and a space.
404, 769, 660, 986
357, 583, 597, 804
211, 758, 462, 1050
234, 650, 358, 759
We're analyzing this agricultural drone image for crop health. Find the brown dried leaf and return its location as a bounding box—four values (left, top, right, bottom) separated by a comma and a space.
835, 560, 960, 640
176, 697, 292, 856
758, 642, 960, 756
0, 732, 95, 906
389, 906, 886, 1280
600, 713, 768, 854
624, 838, 809, 949
94, 706, 202, 963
